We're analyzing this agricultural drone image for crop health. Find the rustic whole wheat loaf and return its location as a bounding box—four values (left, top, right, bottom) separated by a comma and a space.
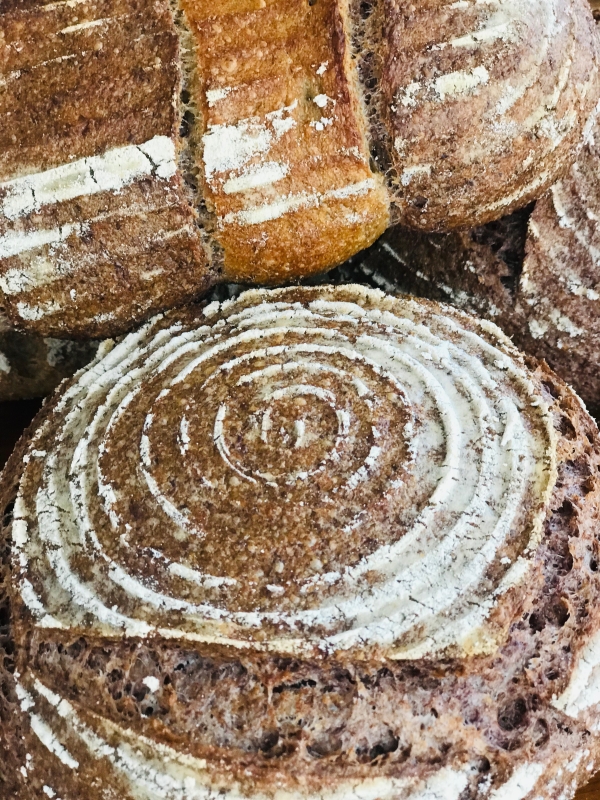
0, 0, 598, 337
2, 285, 600, 799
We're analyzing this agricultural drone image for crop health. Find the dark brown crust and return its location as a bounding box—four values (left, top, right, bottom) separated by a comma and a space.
0, 0, 216, 339
2, 295, 600, 798
0, 318, 97, 401
0, 173, 214, 339
349, 144, 600, 417
0, 0, 180, 179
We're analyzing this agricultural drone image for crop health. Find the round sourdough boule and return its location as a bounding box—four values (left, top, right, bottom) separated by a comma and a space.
344, 108, 600, 418
2, 285, 600, 799
0, 0, 599, 338
0, 308, 98, 402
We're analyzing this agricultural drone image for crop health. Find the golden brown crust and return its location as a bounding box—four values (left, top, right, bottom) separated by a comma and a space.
185, 0, 390, 283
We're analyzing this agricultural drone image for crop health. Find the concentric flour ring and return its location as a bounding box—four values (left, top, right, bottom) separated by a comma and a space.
13, 286, 557, 659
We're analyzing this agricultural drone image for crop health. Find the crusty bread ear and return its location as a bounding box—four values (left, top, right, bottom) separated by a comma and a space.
0, 0, 598, 339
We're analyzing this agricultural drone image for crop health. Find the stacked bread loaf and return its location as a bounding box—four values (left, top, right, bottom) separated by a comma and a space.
348, 87, 600, 416
0, 0, 598, 338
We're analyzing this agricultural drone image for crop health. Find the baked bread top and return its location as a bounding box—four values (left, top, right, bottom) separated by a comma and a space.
3, 286, 600, 799
0, 0, 599, 337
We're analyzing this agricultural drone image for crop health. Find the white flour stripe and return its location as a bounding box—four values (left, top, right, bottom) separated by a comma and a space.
0, 222, 195, 298
223, 161, 289, 194
0, 192, 182, 275
0, 135, 176, 221
0, 54, 77, 88
40, 0, 88, 10
59, 16, 112, 34
221, 179, 378, 227
398, 66, 489, 107
0, 222, 83, 260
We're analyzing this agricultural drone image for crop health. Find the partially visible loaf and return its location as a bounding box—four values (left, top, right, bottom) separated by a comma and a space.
349, 108, 600, 417
0, 309, 97, 402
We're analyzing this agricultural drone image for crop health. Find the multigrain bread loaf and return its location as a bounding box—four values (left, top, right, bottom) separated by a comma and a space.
347, 108, 600, 418
2, 285, 600, 799
0, 0, 599, 338
0, 307, 97, 401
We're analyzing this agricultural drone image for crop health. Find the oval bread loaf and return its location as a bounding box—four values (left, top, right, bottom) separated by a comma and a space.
0, 0, 598, 338
2, 285, 600, 799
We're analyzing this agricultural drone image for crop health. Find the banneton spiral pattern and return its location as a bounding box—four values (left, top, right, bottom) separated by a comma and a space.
12, 285, 557, 663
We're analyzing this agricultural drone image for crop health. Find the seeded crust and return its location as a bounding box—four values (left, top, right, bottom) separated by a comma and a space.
346, 109, 600, 418
0, 0, 599, 338
0, 309, 98, 401
1, 287, 600, 799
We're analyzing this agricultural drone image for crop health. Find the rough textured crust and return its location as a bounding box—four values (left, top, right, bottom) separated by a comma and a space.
0, 309, 98, 401
364, 0, 600, 231
2, 286, 600, 799
348, 109, 600, 417
184, 0, 391, 283
0, 0, 213, 339
0, 0, 599, 337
